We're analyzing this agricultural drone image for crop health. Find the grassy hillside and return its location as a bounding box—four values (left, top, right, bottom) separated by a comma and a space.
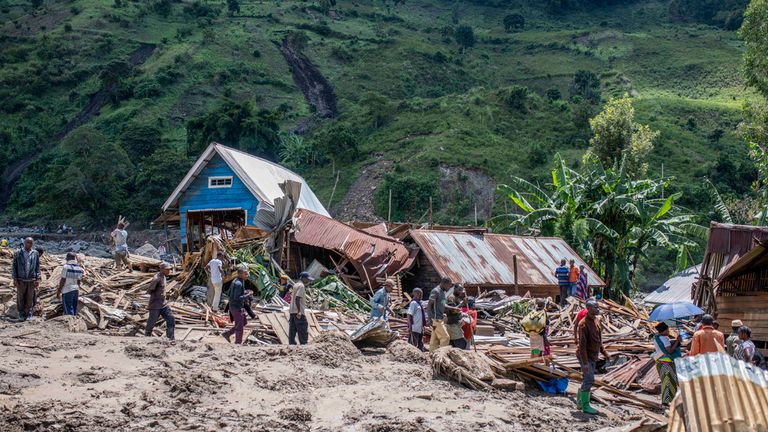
0, 0, 758, 287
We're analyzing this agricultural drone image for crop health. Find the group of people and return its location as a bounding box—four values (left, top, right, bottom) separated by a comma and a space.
396, 277, 478, 352
555, 259, 589, 306
652, 314, 766, 407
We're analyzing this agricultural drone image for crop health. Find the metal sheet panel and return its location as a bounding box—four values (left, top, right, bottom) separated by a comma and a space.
644, 264, 700, 305
675, 353, 768, 431
409, 230, 604, 288
291, 209, 417, 284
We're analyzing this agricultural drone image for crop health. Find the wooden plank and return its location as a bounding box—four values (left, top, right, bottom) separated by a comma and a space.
267, 313, 290, 344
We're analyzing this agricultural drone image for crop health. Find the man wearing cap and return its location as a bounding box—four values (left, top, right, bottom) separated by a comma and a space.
288, 272, 312, 345
145, 262, 175, 340
690, 314, 725, 356
576, 300, 609, 414
222, 265, 249, 344
427, 277, 453, 352
371, 279, 395, 320
726, 319, 743, 356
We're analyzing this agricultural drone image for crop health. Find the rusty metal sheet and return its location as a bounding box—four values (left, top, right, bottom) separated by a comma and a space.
706, 222, 768, 256
291, 209, 417, 284
409, 230, 604, 288
674, 353, 768, 431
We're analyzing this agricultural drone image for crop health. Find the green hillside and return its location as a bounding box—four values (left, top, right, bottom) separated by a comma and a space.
0, 0, 756, 231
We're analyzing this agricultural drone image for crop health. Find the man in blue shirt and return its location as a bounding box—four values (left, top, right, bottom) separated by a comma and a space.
371, 278, 395, 320
554, 259, 570, 307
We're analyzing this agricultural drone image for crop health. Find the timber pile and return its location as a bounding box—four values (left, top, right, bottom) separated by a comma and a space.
473, 293, 662, 410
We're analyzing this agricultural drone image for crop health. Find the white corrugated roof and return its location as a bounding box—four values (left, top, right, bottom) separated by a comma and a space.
644, 264, 700, 305
162, 143, 330, 217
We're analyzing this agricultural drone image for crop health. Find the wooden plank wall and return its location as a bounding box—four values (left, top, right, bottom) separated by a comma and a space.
178, 155, 258, 248
718, 292, 768, 342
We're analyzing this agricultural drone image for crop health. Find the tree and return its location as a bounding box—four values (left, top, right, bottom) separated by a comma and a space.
546, 88, 562, 101
588, 94, 659, 177
132, 146, 192, 221
490, 154, 703, 297
186, 100, 281, 160
227, 0, 240, 15
279, 133, 317, 169
503, 13, 525, 32
569, 70, 601, 105
120, 123, 162, 161
738, 101, 768, 223
742, 0, 768, 98
153, 0, 172, 17
501, 86, 529, 112
313, 123, 358, 164
454, 25, 475, 53
37, 127, 133, 219
360, 92, 393, 129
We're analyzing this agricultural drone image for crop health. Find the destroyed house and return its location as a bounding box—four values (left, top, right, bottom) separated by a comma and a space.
405, 230, 604, 299
694, 222, 768, 341
156, 143, 329, 251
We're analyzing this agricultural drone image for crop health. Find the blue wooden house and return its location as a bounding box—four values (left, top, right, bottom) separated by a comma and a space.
157, 143, 329, 251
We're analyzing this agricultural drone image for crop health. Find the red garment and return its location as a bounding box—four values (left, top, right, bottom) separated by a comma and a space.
576, 308, 587, 324
461, 307, 478, 341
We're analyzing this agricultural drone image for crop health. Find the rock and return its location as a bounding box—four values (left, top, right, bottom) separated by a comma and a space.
491, 378, 525, 391
134, 243, 160, 259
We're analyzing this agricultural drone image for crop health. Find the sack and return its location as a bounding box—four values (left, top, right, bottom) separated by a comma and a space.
522, 310, 546, 334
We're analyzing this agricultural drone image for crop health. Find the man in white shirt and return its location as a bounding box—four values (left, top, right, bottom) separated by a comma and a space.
205, 252, 225, 311
111, 223, 130, 271
56, 252, 83, 316
289, 272, 312, 345
407, 288, 427, 351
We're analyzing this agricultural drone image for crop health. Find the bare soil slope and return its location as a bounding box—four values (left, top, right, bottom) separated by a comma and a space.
0, 318, 641, 431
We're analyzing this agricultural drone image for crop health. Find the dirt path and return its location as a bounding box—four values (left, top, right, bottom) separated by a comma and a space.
0, 318, 639, 431
0, 43, 156, 212
279, 34, 338, 133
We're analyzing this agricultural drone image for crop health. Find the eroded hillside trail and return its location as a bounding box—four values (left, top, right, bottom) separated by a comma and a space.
279, 34, 338, 133
0, 43, 156, 212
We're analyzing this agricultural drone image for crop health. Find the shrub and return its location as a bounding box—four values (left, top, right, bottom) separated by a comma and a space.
546, 88, 562, 101
374, 172, 440, 222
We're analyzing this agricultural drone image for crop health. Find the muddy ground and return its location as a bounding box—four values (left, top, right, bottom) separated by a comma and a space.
0, 318, 643, 431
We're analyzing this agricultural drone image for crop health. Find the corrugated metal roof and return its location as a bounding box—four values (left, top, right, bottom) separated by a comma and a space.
162, 143, 329, 217
409, 230, 604, 287
673, 353, 768, 431
291, 209, 417, 287
644, 265, 700, 305
705, 222, 768, 257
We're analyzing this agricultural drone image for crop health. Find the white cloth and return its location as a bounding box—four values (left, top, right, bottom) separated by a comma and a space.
208, 280, 223, 310
207, 258, 223, 283
60, 261, 83, 294
407, 300, 425, 333
653, 335, 671, 360
112, 229, 128, 251
289, 282, 306, 314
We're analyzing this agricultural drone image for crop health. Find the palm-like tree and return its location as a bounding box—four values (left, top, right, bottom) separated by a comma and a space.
490, 154, 705, 298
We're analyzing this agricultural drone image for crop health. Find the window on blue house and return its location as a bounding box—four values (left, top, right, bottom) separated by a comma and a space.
208, 176, 233, 188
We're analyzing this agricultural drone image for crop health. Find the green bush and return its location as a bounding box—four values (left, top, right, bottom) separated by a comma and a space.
374, 172, 441, 222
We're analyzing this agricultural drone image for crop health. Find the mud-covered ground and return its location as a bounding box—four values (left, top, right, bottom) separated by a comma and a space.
0, 317, 645, 431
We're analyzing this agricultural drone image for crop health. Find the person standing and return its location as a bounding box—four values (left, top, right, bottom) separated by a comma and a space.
144, 263, 175, 340
446, 284, 468, 349
575, 265, 589, 300
111, 223, 131, 271
524, 299, 550, 358
462, 297, 478, 350
11, 237, 40, 321
205, 252, 225, 311
689, 314, 725, 356
428, 277, 452, 352
568, 259, 580, 297
576, 300, 610, 414
652, 322, 682, 406
222, 265, 248, 344
288, 272, 312, 345
726, 320, 743, 356
407, 288, 427, 351
279, 274, 293, 302
734, 326, 756, 364
371, 278, 395, 320
56, 252, 83, 316
555, 259, 570, 307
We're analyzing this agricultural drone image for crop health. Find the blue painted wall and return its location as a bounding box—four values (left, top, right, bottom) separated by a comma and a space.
178, 155, 258, 246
